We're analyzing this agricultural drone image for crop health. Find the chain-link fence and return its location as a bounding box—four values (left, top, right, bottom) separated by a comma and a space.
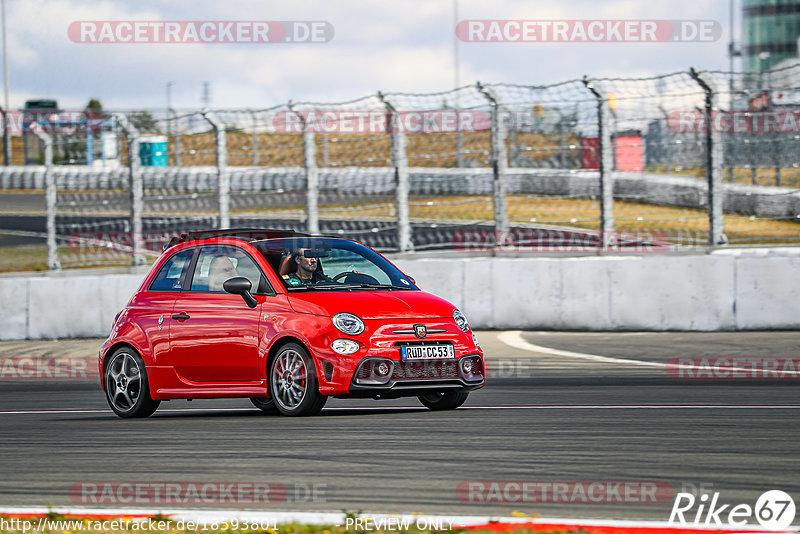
1, 64, 799, 269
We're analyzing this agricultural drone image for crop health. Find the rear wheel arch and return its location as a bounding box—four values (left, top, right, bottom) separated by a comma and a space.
102, 342, 151, 394
103, 342, 142, 372
103, 328, 152, 365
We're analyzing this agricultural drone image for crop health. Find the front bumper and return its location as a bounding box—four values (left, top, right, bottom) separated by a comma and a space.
311, 318, 484, 397
344, 353, 485, 398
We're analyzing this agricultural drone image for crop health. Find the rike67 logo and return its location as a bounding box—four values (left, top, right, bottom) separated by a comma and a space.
669, 490, 796, 529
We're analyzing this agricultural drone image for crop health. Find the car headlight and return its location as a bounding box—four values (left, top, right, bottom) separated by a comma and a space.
332, 312, 365, 335
111, 311, 122, 331
453, 309, 470, 332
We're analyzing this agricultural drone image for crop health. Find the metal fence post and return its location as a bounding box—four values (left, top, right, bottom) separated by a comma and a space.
659, 106, 672, 174
583, 77, 615, 249
251, 111, 259, 166
115, 114, 144, 266
31, 123, 60, 270
689, 68, 725, 246
201, 109, 229, 229
303, 130, 320, 234
477, 82, 509, 235
170, 109, 182, 167
289, 104, 320, 235
379, 92, 413, 252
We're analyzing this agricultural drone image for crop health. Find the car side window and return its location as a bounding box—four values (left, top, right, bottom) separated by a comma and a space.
190, 246, 268, 294
149, 249, 195, 292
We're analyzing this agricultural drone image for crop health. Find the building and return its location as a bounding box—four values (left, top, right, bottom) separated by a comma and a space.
742, 0, 800, 73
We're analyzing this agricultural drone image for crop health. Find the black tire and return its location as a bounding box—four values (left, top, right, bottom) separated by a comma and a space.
418, 391, 469, 411
250, 396, 278, 414
268, 343, 327, 416
104, 348, 160, 418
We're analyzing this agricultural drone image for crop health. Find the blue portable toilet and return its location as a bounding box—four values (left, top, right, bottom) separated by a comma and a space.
139, 135, 168, 166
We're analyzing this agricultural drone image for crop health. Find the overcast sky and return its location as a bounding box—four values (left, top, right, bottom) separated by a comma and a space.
4, 0, 737, 111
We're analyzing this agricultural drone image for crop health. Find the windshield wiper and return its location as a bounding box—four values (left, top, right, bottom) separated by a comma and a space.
285, 283, 411, 291
349, 283, 412, 290
285, 284, 348, 291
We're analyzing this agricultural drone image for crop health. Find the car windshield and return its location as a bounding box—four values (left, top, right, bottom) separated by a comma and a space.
254, 237, 418, 292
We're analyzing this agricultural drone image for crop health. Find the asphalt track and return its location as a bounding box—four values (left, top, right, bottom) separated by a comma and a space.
1, 331, 799, 523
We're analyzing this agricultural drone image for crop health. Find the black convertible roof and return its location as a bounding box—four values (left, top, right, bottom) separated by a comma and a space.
163, 228, 311, 250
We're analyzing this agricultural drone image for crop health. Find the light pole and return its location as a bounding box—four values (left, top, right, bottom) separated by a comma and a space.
758, 51, 771, 90
2, 0, 9, 165
166, 81, 173, 165
453, 0, 463, 168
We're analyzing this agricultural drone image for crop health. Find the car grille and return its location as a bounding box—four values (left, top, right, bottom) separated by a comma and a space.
392, 360, 460, 380
355, 355, 484, 383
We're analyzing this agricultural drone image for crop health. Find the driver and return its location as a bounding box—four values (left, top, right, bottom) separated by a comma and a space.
283, 248, 332, 285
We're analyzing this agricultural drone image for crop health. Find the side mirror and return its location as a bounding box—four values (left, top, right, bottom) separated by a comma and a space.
223, 277, 258, 308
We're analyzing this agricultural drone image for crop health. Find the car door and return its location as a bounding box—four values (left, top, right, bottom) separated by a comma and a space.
167, 245, 264, 383
135, 247, 197, 365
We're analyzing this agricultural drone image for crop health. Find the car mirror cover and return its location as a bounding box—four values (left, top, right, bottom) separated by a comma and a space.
223, 276, 252, 294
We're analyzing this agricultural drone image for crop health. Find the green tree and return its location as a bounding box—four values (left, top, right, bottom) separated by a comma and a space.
128, 111, 160, 133
84, 98, 108, 120
85, 98, 103, 113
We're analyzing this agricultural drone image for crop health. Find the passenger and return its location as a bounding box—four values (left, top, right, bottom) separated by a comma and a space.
208, 256, 238, 291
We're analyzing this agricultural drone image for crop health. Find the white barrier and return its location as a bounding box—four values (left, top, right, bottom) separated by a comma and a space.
1, 249, 799, 340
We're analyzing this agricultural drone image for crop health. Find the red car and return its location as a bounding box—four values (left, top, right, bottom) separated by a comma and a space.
100, 230, 484, 417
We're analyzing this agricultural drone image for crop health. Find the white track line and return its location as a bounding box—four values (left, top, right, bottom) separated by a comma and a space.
496, 331, 800, 375
2, 404, 799, 415
497, 331, 666, 368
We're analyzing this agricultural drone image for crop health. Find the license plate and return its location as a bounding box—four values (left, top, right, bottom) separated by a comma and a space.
401, 344, 455, 360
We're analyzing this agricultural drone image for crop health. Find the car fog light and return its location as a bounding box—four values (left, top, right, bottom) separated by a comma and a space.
331, 339, 359, 355
462, 359, 473, 373
376, 362, 390, 376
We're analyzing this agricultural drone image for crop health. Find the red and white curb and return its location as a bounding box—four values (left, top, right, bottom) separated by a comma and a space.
1, 507, 798, 533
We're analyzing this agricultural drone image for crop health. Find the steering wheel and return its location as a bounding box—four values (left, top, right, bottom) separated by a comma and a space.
333, 271, 357, 282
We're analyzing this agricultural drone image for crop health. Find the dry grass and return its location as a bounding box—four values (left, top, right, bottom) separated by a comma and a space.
0, 243, 49, 272
120, 131, 573, 168
235, 194, 800, 245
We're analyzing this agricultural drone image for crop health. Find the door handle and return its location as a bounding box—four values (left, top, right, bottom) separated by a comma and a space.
172, 313, 190, 320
